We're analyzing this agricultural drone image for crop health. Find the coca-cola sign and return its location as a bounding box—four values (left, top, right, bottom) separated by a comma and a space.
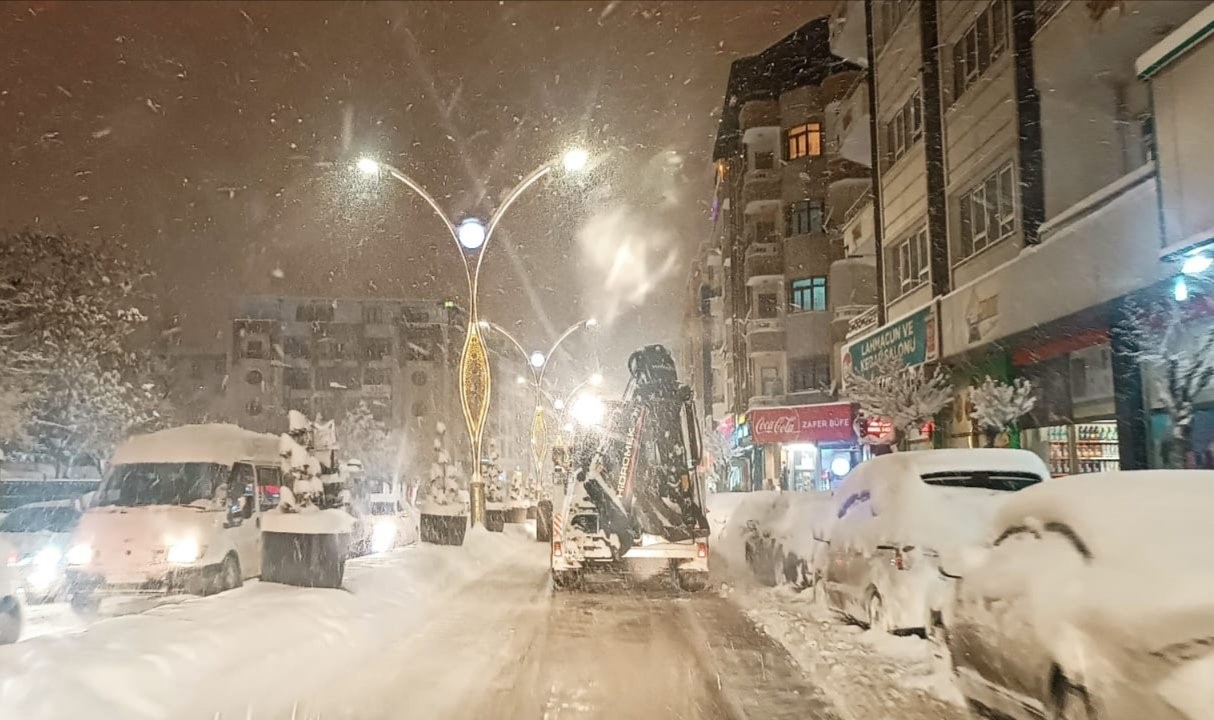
749, 403, 855, 444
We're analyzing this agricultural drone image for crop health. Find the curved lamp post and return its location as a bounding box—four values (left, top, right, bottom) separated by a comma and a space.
478, 318, 598, 489
358, 150, 590, 527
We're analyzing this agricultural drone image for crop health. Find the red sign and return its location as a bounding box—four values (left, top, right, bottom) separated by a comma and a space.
749, 403, 854, 444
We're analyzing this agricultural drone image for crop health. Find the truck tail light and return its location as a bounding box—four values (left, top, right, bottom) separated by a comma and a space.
696, 542, 708, 559
894, 546, 914, 571
552, 541, 563, 557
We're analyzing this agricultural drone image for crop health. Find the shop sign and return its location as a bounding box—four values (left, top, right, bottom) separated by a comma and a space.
843, 302, 939, 380
749, 403, 854, 444
857, 417, 895, 444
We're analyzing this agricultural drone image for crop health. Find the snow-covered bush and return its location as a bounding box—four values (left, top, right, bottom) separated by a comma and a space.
422, 421, 464, 513
483, 438, 505, 505
845, 355, 952, 449
337, 401, 400, 482
969, 376, 1036, 447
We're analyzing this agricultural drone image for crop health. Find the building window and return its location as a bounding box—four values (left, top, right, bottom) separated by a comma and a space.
411, 401, 427, 418
786, 200, 825, 236
364, 337, 391, 361
283, 336, 310, 359
752, 151, 775, 171
361, 305, 385, 324
888, 227, 930, 298
189, 360, 203, 380
953, 2, 1007, 102
213, 356, 226, 374
790, 277, 828, 312
759, 366, 782, 396
956, 162, 1017, 262
245, 369, 263, 385
756, 292, 779, 319
1035, 0, 1066, 30
295, 303, 335, 322
875, 0, 916, 52
245, 399, 263, 417
284, 367, 311, 390
884, 87, 922, 167
411, 370, 429, 386
318, 367, 360, 390
788, 357, 831, 393
752, 219, 777, 243
786, 122, 822, 160
243, 340, 265, 360
364, 368, 390, 386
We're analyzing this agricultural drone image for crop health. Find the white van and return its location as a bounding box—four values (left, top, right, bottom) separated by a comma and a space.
822, 449, 1049, 635
64, 424, 284, 612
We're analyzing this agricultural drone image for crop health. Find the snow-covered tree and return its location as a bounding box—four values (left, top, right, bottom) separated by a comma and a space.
337, 401, 399, 482
1122, 298, 1214, 467
483, 438, 505, 505
969, 376, 1036, 447
0, 386, 29, 446
0, 231, 163, 473
422, 421, 464, 510
699, 417, 730, 493
845, 354, 952, 448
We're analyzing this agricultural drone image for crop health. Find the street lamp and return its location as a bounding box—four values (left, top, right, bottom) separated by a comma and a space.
478, 317, 598, 489
357, 150, 591, 528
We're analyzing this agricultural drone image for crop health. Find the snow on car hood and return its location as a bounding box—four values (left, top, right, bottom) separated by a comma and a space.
72, 504, 226, 554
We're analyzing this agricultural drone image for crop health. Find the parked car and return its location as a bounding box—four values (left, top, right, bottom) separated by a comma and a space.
822, 449, 1049, 635
352, 494, 419, 555
0, 537, 20, 644
0, 499, 84, 602
944, 470, 1214, 720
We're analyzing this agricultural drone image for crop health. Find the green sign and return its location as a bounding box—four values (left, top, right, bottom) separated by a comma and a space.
844, 303, 938, 378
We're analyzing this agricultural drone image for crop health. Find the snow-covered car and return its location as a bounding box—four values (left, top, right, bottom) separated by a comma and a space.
0, 499, 83, 602
0, 536, 21, 644
823, 449, 1048, 634
707, 490, 834, 589
944, 470, 1214, 720
352, 494, 419, 555
64, 424, 284, 612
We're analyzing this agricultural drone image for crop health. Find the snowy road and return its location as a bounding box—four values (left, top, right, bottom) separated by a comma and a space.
0, 526, 950, 720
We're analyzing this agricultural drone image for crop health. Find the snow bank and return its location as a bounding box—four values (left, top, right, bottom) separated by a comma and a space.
260, 507, 356, 534
0, 527, 540, 720
708, 490, 833, 580
110, 424, 281, 467
729, 585, 967, 718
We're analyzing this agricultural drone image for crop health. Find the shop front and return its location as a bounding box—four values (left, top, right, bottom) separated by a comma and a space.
747, 403, 857, 492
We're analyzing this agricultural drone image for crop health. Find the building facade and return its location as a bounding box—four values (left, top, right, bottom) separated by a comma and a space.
688, 17, 873, 491
832, 0, 1207, 471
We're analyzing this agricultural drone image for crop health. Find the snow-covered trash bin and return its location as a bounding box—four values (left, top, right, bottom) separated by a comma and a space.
482, 439, 507, 533
260, 505, 355, 589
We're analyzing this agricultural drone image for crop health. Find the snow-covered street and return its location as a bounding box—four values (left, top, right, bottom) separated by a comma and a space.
0, 523, 974, 720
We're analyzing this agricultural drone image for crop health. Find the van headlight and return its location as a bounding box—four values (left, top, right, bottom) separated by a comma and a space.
166, 539, 201, 564
66, 543, 94, 566
371, 520, 397, 554
34, 546, 63, 567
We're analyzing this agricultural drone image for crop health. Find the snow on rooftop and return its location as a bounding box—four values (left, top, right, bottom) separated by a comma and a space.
1136, 3, 1214, 78
110, 424, 282, 467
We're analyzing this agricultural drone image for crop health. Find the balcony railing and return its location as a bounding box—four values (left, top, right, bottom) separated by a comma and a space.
846, 305, 880, 338
744, 243, 784, 282
742, 171, 780, 209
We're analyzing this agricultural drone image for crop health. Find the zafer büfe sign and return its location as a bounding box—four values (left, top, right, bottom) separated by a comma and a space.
749, 403, 854, 444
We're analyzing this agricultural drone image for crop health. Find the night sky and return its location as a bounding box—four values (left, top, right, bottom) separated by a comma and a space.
1, 1, 823, 385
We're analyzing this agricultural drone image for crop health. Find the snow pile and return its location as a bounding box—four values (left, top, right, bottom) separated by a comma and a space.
110, 424, 281, 467
729, 585, 967, 719
0, 527, 540, 719
260, 506, 355, 534
707, 490, 833, 581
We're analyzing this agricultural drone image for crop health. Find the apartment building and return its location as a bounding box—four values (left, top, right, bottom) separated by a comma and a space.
688, 17, 873, 491
834, 0, 1205, 468
225, 296, 464, 438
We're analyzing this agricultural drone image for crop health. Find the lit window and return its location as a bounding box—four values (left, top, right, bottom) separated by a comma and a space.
790, 277, 828, 312
786, 122, 822, 160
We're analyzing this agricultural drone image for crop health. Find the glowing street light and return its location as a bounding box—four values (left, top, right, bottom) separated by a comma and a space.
529, 351, 546, 369
353, 148, 595, 531
515, 375, 528, 385
590, 372, 603, 386
456, 217, 487, 251
562, 148, 590, 173
569, 392, 606, 427
356, 157, 381, 175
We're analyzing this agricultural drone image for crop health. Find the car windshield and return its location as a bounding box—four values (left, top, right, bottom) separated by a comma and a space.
920, 471, 1043, 493
0, 506, 79, 533
97, 463, 228, 507
369, 502, 396, 516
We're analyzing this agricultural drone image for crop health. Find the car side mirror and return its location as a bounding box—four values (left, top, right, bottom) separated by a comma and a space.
940, 546, 990, 579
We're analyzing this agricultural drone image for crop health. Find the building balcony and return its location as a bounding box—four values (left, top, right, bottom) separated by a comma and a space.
739, 99, 780, 131
744, 243, 784, 285
746, 318, 785, 354
837, 78, 870, 167
742, 170, 781, 213
846, 306, 880, 339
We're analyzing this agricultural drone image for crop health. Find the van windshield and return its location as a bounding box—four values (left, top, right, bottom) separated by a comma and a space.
98, 463, 229, 507
0, 505, 79, 533
920, 471, 1042, 492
